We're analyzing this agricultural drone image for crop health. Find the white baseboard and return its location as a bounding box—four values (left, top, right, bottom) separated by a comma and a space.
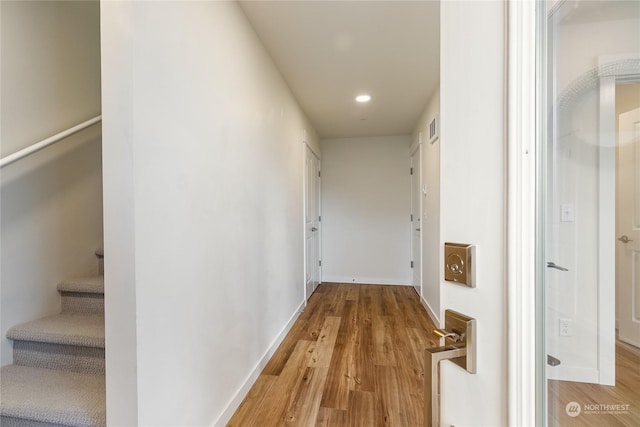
321, 276, 409, 286
546, 365, 599, 384
420, 295, 441, 328
213, 300, 305, 426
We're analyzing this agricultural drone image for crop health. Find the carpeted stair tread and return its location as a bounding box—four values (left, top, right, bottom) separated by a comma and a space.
7, 314, 104, 348
0, 365, 105, 427
56, 276, 104, 295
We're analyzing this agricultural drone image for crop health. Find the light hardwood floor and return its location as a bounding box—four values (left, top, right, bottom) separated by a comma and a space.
228, 283, 440, 427
548, 340, 640, 427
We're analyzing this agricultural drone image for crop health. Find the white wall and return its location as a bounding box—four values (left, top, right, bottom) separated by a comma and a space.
100, 2, 319, 425
412, 89, 440, 323
100, 1, 138, 423
557, 17, 640, 93
320, 136, 411, 285
0, 0, 103, 365
439, 2, 507, 426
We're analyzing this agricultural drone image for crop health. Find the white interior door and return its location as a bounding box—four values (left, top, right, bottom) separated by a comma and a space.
305, 146, 321, 300
410, 147, 421, 295
543, 62, 617, 386
617, 107, 640, 347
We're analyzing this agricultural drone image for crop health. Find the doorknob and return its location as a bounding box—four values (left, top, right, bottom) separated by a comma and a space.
425, 310, 476, 427
547, 261, 568, 271
311, 227, 318, 232
618, 235, 633, 243
416, 228, 421, 231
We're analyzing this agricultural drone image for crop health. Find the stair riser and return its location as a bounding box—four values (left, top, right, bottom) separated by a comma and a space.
60, 292, 103, 315
0, 416, 68, 427
13, 341, 104, 374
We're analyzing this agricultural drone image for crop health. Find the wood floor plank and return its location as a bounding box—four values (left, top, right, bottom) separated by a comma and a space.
319, 301, 358, 410
324, 283, 348, 316
407, 327, 438, 368
347, 391, 376, 427
249, 340, 316, 426
228, 283, 449, 426
262, 325, 306, 376
375, 365, 405, 426
283, 367, 329, 425
381, 286, 400, 316
373, 315, 397, 366
354, 291, 376, 392
315, 407, 348, 427
308, 316, 341, 368
345, 285, 359, 301
319, 339, 351, 411
227, 374, 278, 427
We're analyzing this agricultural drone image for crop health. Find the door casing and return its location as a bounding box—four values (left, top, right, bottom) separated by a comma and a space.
616, 106, 640, 346
303, 143, 321, 301
410, 136, 423, 297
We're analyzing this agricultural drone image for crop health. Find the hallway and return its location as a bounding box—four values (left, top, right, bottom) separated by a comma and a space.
228, 283, 438, 426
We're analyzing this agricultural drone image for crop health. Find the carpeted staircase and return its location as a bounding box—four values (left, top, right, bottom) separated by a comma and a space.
0, 250, 106, 427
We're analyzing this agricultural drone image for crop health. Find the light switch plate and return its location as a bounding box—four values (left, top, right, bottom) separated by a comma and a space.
561, 204, 575, 222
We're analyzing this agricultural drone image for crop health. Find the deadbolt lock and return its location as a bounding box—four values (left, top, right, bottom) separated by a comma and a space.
444, 242, 476, 288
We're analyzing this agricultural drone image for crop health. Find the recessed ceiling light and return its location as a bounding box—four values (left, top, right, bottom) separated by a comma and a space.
355, 94, 371, 103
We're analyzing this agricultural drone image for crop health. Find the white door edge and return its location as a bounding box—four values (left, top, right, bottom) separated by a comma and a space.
303, 142, 321, 302
302, 142, 309, 304
597, 75, 617, 386
507, 1, 538, 426
410, 139, 422, 297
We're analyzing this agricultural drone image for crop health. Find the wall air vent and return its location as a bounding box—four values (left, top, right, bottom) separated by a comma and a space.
429, 114, 439, 144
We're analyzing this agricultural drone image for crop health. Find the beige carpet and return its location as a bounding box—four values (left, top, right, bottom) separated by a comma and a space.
0, 365, 105, 427
0, 268, 106, 426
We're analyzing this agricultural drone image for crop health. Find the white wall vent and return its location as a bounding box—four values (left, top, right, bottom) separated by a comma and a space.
429, 114, 439, 144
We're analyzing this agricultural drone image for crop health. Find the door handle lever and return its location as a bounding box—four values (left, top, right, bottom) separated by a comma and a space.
425, 310, 476, 427
547, 262, 568, 271
547, 354, 561, 366
311, 227, 318, 232
618, 235, 633, 243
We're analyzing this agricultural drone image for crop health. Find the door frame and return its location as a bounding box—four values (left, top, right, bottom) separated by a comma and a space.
594, 59, 640, 385
409, 134, 423, 297
506, 1, 541, 425
302, 140, 322, 303
617, 106, 640, 347
599, 62, 640, 377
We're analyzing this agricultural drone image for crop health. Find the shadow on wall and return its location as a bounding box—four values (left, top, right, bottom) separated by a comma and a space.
0, 125, 104, 365
1, 127, 103, 226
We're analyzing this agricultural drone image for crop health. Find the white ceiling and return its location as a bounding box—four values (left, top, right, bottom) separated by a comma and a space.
239, 1, 440, 139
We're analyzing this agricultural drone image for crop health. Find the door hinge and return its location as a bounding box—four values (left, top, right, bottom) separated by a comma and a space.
318, 215, 321, 222
411, 261, 414, 268
318, 171, 321, 177
410, 214, 413, 222
319, 260, 322, 267
410, 167, 413, 175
